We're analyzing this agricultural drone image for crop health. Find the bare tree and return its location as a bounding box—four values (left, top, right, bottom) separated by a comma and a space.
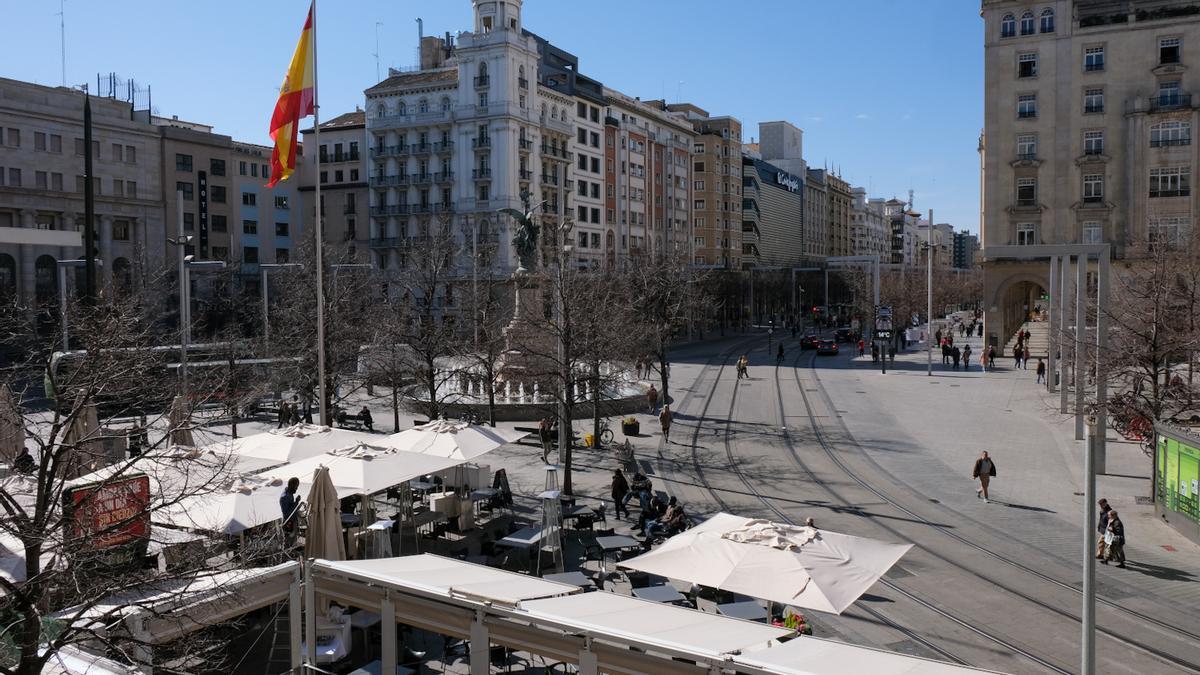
456, 240, 510, 427
626, 256, 707, 402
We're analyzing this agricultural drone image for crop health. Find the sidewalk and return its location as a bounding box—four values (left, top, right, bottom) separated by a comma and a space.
815, 321, 1200, 609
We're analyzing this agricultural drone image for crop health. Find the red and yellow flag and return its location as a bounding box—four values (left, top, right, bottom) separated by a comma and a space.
266, 2, 316, 187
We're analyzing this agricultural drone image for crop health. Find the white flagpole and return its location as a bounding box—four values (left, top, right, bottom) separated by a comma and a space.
311, 0, 328, 426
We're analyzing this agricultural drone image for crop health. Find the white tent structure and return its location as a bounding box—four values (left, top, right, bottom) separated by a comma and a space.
733, 634, 999, 674
619, 513, 911, 615
384, 419, 526, 462
157, 472, 288, 535
217, 424, 376, 471
259, 443, 461, 499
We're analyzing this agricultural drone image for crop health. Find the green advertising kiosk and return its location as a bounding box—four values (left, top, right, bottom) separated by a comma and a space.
1154, 424, 1200, 545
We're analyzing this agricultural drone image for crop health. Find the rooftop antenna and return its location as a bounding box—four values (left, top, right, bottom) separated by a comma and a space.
676, 80, 684, 103
57, 0, 66, 86
373, 21, 383, 82
908, 188, 915, 210
416, 18, 423, 68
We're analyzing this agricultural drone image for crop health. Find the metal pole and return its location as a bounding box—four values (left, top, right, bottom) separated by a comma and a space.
823, 267, 829, 320
1082, 416, 1098, 675
1047, 255, 1058, 393
748, 268, 754, 329
873, 256, 880, 307
83, 94, 96, 305
261, 266, 271, 351
58, 265, 69, 352
927, 210, 933, 377
313, 1, 329, 426
1060, 255, 1070, 414
790, 267, 796, 321
472, 219, 479, 348
177, 193, 189, 399
1095, 249, 1109, 472
1075, 255, 1086, 440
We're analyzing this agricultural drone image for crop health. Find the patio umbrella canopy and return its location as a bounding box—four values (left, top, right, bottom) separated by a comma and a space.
619, 513, 912, 615
61, 395, 102, 479
306, 466, 345, 561
167, 395, 195, 448
216, 424, 376, 471
157, 472, 289, 535
0, 385, 24, 464
259, 442, 461, 499
384, 419, 526, 462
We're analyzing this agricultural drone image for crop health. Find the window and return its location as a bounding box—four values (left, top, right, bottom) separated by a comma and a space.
693, 143, 705, 154
1017, 223, 1036, 245
276, 248, 291, 263
275, 196, 289, 209
1020, 11, 1034, 35
335, 170, 344, 182
591, 208, 600, 223
242, 192, 257, 206
275, 222, 290, 237
125, 145, 135, 163
239, 161, 248, 175
4, 128, 18, 148
113, 220, 130, 241
1149, 215, 1189, 245
1157, 81, 1182, 107
244, 246, 259, 264
578, 181, 587, 197
211, 185, 226, 203
477, 92, 488, 107
1001, 13, 1016, 38
243, 219, 258, 234
251, 163, 259, 177
319, 171, 328, 183
1084, 131, 1104, 155
1018, 53, 1038, 78
1151, 121, 1191, 147
1150, 167, 1190, 197
211, 215, 227, 232
51, 135, 62, 153
34, 132, 45, 151
1016, 178, 1037, 206
694, 180, 705, 190
1040, 8, 1054, 33
52, 173, 63, 191
1084, 88, 1104, 113
694, 199, 706, 210
175, 154, 193, 172
1018, 94, 1037, 118
210, 158, 226, 176
1161, 37, 1181, 65
1017, 134, 1037, 159
477, 184, 489, 201
577, 205, 588, 222
1083, 174, 1104, 203
1082, 221, 1102, 244
125, 180, 135, 197
694, 161, 706, 172
111, 178, 122, 195
590, 132, 599, 148
1084, 46, 1105, 72
183, 213, 194, 231
35, 171, 46, 189
350, 169, 359, 181
591, 157, 600, 173
176, 181, 193, 200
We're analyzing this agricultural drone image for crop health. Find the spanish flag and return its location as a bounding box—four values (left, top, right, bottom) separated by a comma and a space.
266, 2, 316, 187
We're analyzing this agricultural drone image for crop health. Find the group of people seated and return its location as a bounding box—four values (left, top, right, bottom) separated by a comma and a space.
613, 469, 689, 549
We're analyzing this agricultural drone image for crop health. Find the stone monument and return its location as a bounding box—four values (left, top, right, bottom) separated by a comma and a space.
497, 191, 553, 382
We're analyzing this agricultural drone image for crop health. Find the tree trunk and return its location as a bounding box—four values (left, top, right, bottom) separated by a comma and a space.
425, 363, 438, 421
591, 361, 601, 448
486, 363, 497, 427
392, 385, 400, 432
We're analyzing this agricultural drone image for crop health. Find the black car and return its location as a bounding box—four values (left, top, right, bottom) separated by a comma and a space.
816, 340, 840, 356
799, 334, 820, 350
834, 328, 857, 343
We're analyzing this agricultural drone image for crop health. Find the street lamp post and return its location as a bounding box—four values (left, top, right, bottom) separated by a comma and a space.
259, 263, 304, 352
553, 216, 574, 492
926, 209, 934, 377
181, 258, 227, 399
56, 259, 101, 352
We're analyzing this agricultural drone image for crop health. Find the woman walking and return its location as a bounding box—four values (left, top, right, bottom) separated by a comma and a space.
611, 469, 630, 520
1102, 510, 1126, 568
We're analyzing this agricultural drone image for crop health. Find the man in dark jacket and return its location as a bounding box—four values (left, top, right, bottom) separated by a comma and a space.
280, 477, 302, 545
972, 451, 997, 502
1095, 498, 1112, 559
1102, 510, 1126, 568
611, 469, 630, 519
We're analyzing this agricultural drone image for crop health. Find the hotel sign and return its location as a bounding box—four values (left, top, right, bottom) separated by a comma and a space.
775, 171, 799, 193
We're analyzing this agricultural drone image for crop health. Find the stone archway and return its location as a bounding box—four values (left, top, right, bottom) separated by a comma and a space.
988, 270, 1048, 349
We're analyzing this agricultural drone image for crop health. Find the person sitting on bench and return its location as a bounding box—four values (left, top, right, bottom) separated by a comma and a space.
644, 496, 686, 543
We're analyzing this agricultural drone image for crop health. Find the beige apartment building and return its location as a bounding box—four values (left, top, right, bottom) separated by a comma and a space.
804, 169, 829, 262
665, 104, 742, 269
827, 172, 854, 258
300, 110, 368, 263
981, 0, 1200, 341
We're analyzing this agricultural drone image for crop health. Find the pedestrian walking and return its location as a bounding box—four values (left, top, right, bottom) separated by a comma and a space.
776, 344, 785, 365
980, 348, 989, 371
1102, 510, 1126, 568
659, 404, 673, 442
635, 358, 644, 380
736, 355, 748, 379
280, 477, 302, 547
611, 469, 630, 519
1095, 498, 1112, 560
1036, 358, 1046, 383
935, 329, 942, 347
977, 323, 983, 337
987, 345, 996, 370
538, 417, 554, 464
277, 400, 290, 429
1013, 344, 1023, 369
857, 338, 865, 357
359, 406, 374, 432
972, 450, 997, 502
962, 344, 972, 370
942, 342, 951, 365
952, 346, 961, 369
647, 384, 659, 413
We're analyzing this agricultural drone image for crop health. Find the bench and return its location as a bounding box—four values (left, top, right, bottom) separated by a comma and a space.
515, 426, 580, 449
336, 411, 374, 431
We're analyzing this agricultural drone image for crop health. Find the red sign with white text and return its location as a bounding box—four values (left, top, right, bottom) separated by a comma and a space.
65, 474, 151, 550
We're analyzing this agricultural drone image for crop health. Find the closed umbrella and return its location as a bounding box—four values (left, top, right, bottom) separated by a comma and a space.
61, 394, 102, 479
0, 385, 24, 465
167, 395, 195, 448
619, 513, 911, 615
305, 466, 345, 561
384, 419, 526, 462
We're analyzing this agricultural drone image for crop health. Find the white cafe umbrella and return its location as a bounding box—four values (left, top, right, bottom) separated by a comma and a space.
384, 419, 527, 462
157, 472, 288, 535
259, 442, 461, 499
0, 385, 24, 464
167, 395, 195, 448
306, 465, 345, 561
216, 423, 376, 471
619, 513, 912, 615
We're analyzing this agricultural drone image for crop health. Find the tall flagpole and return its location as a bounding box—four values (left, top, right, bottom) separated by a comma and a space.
311, 0, 328, 426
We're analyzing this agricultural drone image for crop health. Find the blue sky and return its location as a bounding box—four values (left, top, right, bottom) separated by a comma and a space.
5, 0, 983, 232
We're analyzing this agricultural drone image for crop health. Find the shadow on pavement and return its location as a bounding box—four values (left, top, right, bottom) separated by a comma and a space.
991, 500, 1056, 513
1121, 560, 1197, 582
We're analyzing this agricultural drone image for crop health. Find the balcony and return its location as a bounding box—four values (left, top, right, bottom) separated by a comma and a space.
369, 205, 410, 217
1084, 104, 1105, 114
369, 237, 399, 249
1149, 93, 1192, 111
1018, 109, 1037, 119
412, 204, 433, 214
519, 138, 533, 151
433, 141, 454, 153
519, 169, 533, 181
540, 173, 559, 186
473, 168, 492, 180
412, 143, 432, 155
1016, 152, 1038, 161
370, 175, 406, 187
1084, 62, 1105, 72
1083, 196, 1105, 205
473, 136, 492, 149
433, 203, 455, 214
371, 110, 453, 129
1015, 198, 1038, 208
1150, 189, 1191, 198
411, 173, 433, 185
1150, 137, 1191, 147
474, 75, 490, 88
435, 171, 455, 183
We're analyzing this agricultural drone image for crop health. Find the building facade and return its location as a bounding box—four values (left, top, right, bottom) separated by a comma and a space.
954, 229, 980, 268
981, 0, 1200, 341
0, 78, 165, 306
827, 172, 854, 258
666, 104, 743, 269
851, 189, 889, 259
741, 157, 804, 266
804, 169, 829, 261
299, 110, 368, 263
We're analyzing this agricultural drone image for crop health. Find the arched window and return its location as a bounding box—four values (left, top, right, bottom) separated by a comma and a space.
1020, 11, 1034, 35
375, 103, 386, 118
397, 101, 407, 116
440, 97, 451, 112
418, 98, 429, 114
551, 105, 558, 120
0, 253, 15, 300
1040, 8, 1054, 33
1001, 13, 1016, 38
112, 257, 133, 296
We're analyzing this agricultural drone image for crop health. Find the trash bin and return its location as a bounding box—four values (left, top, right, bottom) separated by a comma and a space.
584, 433, 595, 448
